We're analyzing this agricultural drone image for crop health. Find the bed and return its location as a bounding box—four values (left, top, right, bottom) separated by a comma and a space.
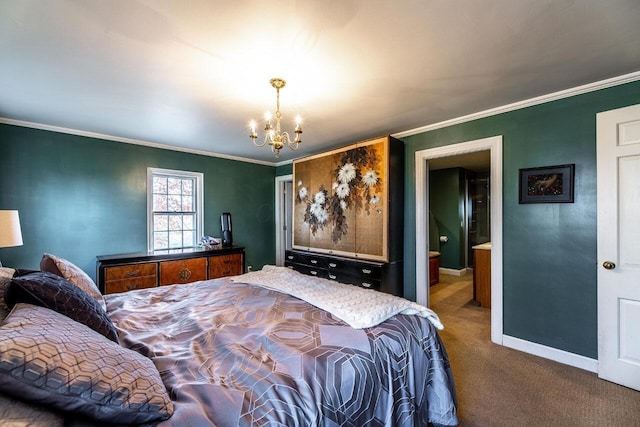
0, 254, 458, 426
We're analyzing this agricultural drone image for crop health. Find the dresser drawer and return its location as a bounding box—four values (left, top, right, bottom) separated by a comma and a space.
337, 260, 383, 281
285, 250, 329, 269
299, 264, 328, 279
104, 276, 157, 294
285, 261, 328, 279
209, 253, 243, 278
104, 263, 157, 281
327, 270, 381, 290
159, 258, 208, 286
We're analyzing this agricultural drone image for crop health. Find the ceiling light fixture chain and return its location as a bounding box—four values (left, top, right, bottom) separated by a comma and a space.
250, 78, 302, 158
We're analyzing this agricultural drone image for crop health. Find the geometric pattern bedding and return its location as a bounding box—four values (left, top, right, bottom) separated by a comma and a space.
106, 277, 458, 426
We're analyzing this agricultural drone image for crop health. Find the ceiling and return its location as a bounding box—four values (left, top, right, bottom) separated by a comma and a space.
1, 1, 639, 165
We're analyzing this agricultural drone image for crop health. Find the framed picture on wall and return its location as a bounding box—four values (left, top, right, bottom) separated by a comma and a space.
519, 164, 575, 204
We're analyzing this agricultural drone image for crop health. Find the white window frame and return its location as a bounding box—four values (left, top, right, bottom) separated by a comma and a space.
147, 167, 204, 252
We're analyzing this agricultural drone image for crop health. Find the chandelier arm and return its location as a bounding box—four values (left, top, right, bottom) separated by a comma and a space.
252, 134, 270, 147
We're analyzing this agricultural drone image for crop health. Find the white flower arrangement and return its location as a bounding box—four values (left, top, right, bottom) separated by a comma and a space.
294, 144, 382, 242
363, 170, 378, 187
298, 187, 308, 200
313, 191, 326, 205
335, 183, 350, 199
338, 163, 356, 183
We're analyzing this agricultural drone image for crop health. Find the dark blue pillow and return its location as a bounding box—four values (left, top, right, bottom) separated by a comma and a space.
5, 271, 118, 342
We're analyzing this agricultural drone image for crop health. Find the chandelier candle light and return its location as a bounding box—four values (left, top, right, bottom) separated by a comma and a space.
250, 78, 302, 157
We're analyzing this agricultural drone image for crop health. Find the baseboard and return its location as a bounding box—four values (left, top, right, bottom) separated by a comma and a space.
502, 335, 598, 373
439, 267, 470, 276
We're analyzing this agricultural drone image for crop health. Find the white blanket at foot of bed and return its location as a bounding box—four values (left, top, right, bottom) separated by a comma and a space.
232, 265, 444, 330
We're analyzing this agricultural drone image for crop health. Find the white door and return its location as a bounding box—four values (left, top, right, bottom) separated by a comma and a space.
597, 104, 640, 391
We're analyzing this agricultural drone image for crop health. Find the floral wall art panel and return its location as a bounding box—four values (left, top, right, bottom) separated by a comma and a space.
293, 137, 389, 261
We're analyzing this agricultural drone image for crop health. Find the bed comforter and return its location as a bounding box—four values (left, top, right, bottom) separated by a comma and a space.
106, 274, 458, 426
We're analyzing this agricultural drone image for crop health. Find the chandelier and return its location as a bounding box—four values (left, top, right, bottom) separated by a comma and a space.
250, 78, 302, 157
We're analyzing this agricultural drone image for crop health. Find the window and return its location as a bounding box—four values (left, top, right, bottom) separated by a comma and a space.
147, 168, 203, 252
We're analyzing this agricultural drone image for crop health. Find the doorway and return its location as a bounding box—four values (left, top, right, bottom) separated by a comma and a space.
415, 135, 503, 344
275, 174, 293, 266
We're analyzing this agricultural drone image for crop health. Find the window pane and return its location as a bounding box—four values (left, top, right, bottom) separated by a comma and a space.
169, 215, 182, 230
154, 232, 168, 250
182, 179, 193, 195
168, 178, 182, 194
182, 196, 193, 212
154, 214, 168, 231
183, 215, 194, 230
168, 195, 181, 212
169, 231, 182, 248
183, 230, 195, 247
153, 194, 167, 211
153, 177, 167, 194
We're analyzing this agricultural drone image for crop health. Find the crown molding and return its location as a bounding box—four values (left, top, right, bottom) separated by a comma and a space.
393, 71, 640, 139
0, 118, 276, 167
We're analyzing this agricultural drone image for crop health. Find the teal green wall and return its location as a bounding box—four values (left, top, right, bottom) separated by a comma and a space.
0, 124, 276, 280
275, 163, 293, 176
402, 80, 640, 359
429, 168, 465, 269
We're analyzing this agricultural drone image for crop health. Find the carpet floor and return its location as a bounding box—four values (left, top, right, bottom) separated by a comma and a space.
430, 273, 640, 427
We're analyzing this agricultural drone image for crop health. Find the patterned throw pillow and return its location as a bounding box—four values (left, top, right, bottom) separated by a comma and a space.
0, 303, 174, 424
0, 267, 15, 321
0, 268, 14, 305
40, 253, 106, 312
0, 393, 64, 426
5, 271, 118, 342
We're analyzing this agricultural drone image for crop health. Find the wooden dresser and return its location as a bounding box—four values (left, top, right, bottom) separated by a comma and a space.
285, 250, 402, 295
96, 247, 245, 294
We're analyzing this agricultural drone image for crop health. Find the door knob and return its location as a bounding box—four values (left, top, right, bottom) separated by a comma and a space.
602, 261, 616, 270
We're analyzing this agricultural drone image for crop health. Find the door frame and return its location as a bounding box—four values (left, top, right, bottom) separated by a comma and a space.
275, 174, 293, 266
415, 135, 504, 344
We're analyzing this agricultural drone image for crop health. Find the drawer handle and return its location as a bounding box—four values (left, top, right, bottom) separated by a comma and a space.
362, 282, 372, 288
287, 255, 294, 260
179, 268, 192, 281
329, 263, 337, 268
126, 270, 140, 277
329, 274, 337, 280
126, 284, 139, 291
361, 269, 372, 274
310, 259, 318, 264
287, 266, 294, 269
310, 270, 318, 275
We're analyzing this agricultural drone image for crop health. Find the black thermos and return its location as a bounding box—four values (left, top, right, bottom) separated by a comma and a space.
221, 212, 233, 246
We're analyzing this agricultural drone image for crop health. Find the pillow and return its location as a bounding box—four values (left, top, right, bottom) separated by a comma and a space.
0, 267, 14, 305
40, 253, 106, 312
0, 267, 15, 321
0, 393, 64, 426
0, 303, 174, 424
5, 271, 118, 342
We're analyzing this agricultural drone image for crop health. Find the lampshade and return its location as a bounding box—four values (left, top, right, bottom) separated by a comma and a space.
0, 210, 23, 248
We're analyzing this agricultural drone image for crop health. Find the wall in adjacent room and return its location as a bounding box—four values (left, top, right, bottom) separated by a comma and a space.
401, 80, 640, 359
0, 124, 276, 280
429, 168, 465, 270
